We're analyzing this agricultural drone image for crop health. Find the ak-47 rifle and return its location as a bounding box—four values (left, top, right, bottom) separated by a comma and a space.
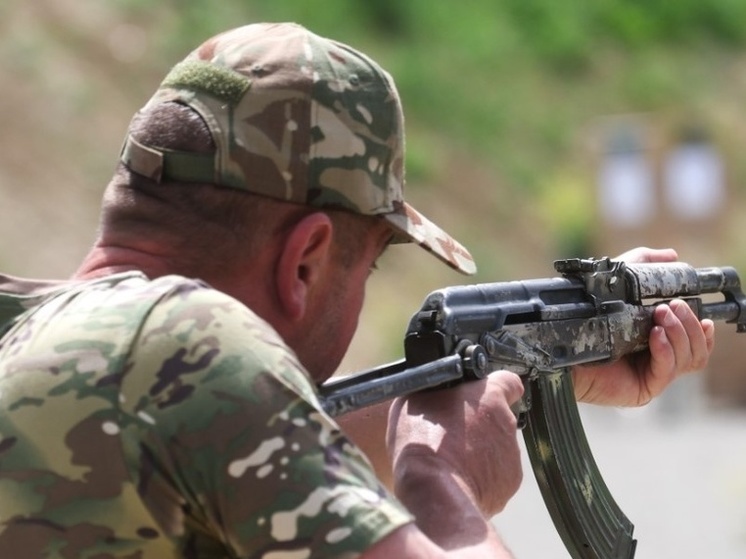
318, 257, 746, 559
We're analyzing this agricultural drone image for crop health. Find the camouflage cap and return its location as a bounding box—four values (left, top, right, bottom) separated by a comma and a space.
121, 22, 476, 275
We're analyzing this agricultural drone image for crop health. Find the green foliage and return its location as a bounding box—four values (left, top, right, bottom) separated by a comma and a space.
104, 1, 746, 141
597, 0, 746, 48
503, 0, 595, 72
19, 0, 746, 262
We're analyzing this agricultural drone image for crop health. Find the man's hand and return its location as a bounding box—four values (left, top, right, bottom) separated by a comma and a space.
573, 247, 716, 406
348, 373, 524, 559
387, 370, 525, 518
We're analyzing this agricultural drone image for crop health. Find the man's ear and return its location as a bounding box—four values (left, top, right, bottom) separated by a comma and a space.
275, 212, 334, 321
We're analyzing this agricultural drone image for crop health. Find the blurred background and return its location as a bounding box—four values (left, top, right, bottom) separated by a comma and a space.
2, 1, 746, 556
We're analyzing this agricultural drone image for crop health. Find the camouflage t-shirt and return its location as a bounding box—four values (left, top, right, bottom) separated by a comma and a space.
0, 272, 412, 558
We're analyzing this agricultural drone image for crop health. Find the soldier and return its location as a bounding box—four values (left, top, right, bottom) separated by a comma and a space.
0, 23, 713, 558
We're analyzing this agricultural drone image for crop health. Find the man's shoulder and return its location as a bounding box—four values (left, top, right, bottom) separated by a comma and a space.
120, 275, 318, 429
0, 274, 71, 335
16, 272, 249, 338
56, 272, 268, 334
2, 271, 291, 375
116, 274, 308, 388
132, 274, 285, 346
75, 272, 290, 363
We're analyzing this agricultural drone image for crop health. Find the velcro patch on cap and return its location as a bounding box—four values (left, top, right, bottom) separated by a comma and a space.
160, 60, 250, 104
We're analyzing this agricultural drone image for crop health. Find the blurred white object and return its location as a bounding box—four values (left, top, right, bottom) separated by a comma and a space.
663, 135, 725, 221
598, 123, 656, 228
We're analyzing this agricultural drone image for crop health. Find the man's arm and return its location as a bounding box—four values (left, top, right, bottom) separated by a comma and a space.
358, 371, 523, 558
364, 522, 511, 559
336, 402, 394, 489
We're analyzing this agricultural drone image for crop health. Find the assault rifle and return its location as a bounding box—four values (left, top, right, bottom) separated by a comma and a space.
319, 257, 746, 559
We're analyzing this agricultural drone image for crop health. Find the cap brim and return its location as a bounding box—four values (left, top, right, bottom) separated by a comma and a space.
383, 203, 476, 275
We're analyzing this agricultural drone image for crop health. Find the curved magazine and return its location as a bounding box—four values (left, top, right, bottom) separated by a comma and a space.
522, 371, 637, 559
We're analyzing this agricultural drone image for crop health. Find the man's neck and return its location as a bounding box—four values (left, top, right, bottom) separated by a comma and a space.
73, 245, 172, 281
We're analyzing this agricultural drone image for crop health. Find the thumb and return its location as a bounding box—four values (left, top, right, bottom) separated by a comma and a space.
487, 370, 524, 406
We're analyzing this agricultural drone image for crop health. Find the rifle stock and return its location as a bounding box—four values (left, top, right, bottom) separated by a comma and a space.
319, 257, 746, 559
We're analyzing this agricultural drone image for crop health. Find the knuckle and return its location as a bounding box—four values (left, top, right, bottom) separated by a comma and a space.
505, 409, 519, 431
692, 354, 708, 371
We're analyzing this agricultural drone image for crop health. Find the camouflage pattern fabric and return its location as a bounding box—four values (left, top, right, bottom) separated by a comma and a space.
120, 22, 477, 276
0, 273, 412, 558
